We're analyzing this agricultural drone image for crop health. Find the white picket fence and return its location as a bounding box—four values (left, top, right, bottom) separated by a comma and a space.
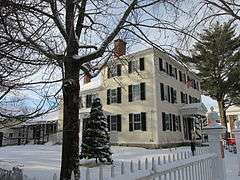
137, 154, 217, 180
20, 147, 211, 180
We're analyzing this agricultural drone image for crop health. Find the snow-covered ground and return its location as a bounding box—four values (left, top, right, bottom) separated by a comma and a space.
0, 144, 239, 180
0, 145, 190, 179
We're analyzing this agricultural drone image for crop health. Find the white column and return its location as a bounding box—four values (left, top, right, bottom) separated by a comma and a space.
233, 128, 240, 176
203, 125, 226, 180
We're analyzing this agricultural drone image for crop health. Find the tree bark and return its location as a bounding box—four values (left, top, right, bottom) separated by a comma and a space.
217, 99, 228, 140
60, 60, 80, 180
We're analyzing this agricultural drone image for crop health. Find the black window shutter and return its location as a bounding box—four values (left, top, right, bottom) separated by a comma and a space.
139, 58, 145, 71
107, 67, 111, 78
128, 85, 133, 102
179, 71, 182, 82
140, 82, 146, 100
117, 115, 122, 132
159, 58, 163, 71
185, 94, 188, 104
167, 86, 170, 102
107, 89, 111, 104
129, 114, 133, 131
170, 87, 174, 104
175, 68, 178, 79
107, 115, 110, 131
166, 62, 169, 74
117, 87, 121, 103
169, 114, 173, 131
117, 64, 121, 76
189, 95, 192, 104
128, 61, 132, 73
162, 112, 166, 131
169, 64, 172, 76
160, 83, 164, 101
141, 112, 146, 131
173, 114, 176, 131
181, 92, 184, 103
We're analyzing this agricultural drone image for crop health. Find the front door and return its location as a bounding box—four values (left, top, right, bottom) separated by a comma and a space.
183, 117, 193, 140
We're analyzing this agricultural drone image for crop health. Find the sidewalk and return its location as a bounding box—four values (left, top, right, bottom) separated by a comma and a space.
225, 151, 240, 180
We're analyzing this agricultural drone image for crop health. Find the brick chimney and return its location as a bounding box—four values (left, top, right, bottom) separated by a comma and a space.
114, 39, 126, 57
83, 74, 91, 84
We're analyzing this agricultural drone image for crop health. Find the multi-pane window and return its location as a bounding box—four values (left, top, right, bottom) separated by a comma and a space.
107, 87, 121, 104
162, 112, 181, 132
129, 112, 146, 131
111, 116, 117, 131
132, 60, 140, 71
159, 58, 164, 71
107, 115, 121, 131
165, 114, 171, 130
128, 57, 145, 73
110, 89, 117, 103
107, 64, 121, 78
85, 94, 97, 108
132, 84, 141, 101
133, 113, 141, 130
128, 83, 145, 102
160, 83, 177, 103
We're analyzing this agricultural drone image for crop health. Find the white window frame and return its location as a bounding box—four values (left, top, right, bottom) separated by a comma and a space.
132, 84, 141, 101
110, 89, 117, 103
109, 65, 118, 77
133, 113, 141, 131
165, 114, 171, 131
132, 60, 140, 71
110, 115, 118, 131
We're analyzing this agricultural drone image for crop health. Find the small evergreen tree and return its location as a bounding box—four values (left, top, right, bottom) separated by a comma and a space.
80, 98, 112, 163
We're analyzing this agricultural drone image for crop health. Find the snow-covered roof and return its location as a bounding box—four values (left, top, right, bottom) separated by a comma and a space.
80, 77, 101, 92
23, 110, 60, 125
180, 103, 208, 116
0, 105, 27, 118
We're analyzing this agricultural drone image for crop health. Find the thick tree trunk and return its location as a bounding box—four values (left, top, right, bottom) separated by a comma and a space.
60, 61, 80, 180
217, 99, 228, 140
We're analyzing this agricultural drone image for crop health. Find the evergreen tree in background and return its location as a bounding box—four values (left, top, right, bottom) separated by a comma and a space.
178, 21, 240, 138
80, 98, 112, 163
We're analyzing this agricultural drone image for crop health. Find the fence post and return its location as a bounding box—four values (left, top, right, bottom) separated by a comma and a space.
168, 154, 171, 163
203, 124, 226, 180
86, 168, 90, 180
233, 127, 240, 176
173, 154, 176, 162
53, 173, 57, 180
145, 158, 148, 170
138, 160, 141, 170
130, 160, 134, 173
121, 162, 125, 175
163, 156, 166, 164
151, 157, 155, 171
158, 156, 161, 165
176, 153, 179, 161
111, 165, 115, 178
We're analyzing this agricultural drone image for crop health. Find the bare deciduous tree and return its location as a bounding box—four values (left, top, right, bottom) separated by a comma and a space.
0, 0, 206, 179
